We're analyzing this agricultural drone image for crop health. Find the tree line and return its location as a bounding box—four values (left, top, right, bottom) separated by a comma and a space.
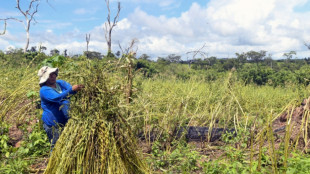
1, 47, 310, 87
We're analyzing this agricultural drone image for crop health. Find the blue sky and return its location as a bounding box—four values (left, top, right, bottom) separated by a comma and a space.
1, 0, 310, 59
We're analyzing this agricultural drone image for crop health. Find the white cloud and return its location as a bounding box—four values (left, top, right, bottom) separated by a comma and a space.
115, 18, 131, 30
49, 0, 310, 58
0, 38, 11, 51
139, 36, 186, 55
55, 41, 84, 53
159, 0, 176, 7
1, 30, 25, 43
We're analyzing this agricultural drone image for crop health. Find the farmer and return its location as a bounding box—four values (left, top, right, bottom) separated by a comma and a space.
38, 66, 84, 149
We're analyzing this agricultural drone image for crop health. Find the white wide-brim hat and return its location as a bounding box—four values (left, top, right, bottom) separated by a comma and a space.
38, 66, 58, 85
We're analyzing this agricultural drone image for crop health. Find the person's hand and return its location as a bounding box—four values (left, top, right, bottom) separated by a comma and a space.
72, 84, 85, 91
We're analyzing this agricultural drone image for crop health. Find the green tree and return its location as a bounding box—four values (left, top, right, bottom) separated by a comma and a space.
115, 51, 121, 58
263, 55, 274, 69
206, 56, 217, 66
50, 49, 59, 56
39, 45, 47, 53
167, 54, 181, 63
157, 57, 170, 65
222, 58, 236, 70
139, 54, 150, 60
63, 49, 68, 57
135, 59, 157, 77
83, 51, 102, 59
283, 51, 296, 63
191, 58, 208, 70
235, 52, 247, 68
246, 50, 266, 66
29, 46, 37, 53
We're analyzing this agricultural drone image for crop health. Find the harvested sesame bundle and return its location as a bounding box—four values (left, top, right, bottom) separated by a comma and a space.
44, 60, 148, 174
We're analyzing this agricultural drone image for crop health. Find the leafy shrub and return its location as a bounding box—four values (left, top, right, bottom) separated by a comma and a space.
18, 130, 50, 157
201, 160, 266, 174
40, 55, 67, 67
0, 157, 29, 174
149, 141, 200, 173
135, 59, 158, 78
284, 153, 310, 173
237, 66, 273, 85
294, 66, 310, 86
0, 122, 11, 158
268, 69, 293, 87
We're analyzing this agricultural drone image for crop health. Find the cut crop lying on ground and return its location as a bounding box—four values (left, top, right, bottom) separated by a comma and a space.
1, 57, 310, 173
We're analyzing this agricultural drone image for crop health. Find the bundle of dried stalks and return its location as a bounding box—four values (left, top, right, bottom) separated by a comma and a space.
44, 59, 149, 174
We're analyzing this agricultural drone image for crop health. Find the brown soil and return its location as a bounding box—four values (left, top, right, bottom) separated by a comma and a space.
272, 96, 310, 151
29, 158, 48, 174
8, 126, 23, 147
5, 99, 33, 124
5, 99, 39, 147
138, 96, 310, 167
189, 140, 226, 159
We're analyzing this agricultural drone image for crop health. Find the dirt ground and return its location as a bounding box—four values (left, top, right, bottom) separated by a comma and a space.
272, 97, 310, 151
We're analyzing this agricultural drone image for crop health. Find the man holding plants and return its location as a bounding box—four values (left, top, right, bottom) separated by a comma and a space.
38, 66, 84, 150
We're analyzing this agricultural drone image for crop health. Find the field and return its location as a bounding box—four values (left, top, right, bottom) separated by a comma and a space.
1, 53, 310, 173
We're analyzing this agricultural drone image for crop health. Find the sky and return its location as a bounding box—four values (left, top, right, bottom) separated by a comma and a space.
1, 0, 310, 60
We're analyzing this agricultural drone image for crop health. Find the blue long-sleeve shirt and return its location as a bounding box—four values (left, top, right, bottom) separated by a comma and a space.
40, 80, 76, 126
